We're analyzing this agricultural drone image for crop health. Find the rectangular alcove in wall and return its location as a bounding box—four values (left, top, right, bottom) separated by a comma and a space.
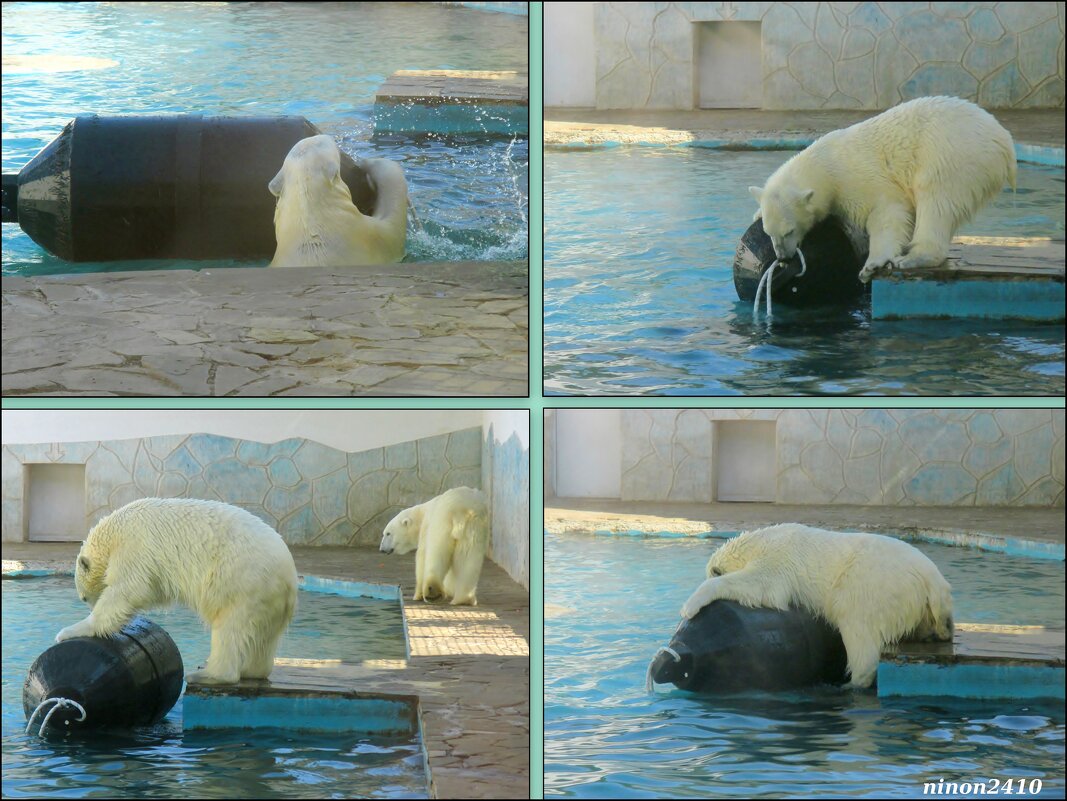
26, 463, 86, 541
696, 21, 762, 109
713, 420, 776, 502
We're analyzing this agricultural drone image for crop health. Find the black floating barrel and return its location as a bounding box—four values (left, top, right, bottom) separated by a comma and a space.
23, 617, 184, 732
2, 114, 376, 262
650, 600, 847, 693
733, 217, 867, 307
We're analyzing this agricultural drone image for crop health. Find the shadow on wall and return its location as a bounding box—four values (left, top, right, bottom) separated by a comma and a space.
2, 428, 483, 546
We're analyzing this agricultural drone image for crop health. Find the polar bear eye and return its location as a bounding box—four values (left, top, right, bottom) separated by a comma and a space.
711, 567, 723, 577
785, 229, 794, 238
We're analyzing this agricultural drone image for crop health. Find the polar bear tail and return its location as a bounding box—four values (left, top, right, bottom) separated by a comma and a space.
451, 507, 490, 556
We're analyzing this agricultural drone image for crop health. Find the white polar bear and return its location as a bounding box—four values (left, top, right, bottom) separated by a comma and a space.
680, 524, 954, 688
55, 498, 298, 685
379, 486, 490, 606
749, 96, 1016, 283
268, 134, 408, 267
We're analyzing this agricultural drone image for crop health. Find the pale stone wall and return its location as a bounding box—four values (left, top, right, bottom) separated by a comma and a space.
482, 414, 531, 588
2, 428, 482, 545
620, 409, 1065, 506
589, 2, 1065, 110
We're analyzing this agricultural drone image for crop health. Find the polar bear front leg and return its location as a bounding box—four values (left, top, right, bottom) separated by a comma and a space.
56, 584, 138, 642
837, 623, 882, 689
681, 567, 792, 619
858, 203, 913, 283
413, 539, 426, 601
187, 610, 243, 685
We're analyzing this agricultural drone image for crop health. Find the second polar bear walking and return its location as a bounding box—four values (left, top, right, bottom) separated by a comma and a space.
55, 498, 298, 685
749, 96, 1016, 283
379, 487, 490, 606
680, 523, 953, 688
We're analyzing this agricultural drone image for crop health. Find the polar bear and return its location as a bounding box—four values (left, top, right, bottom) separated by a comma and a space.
749, 96, 1016, 283
268, 134, 408, 267
55, 498, 298, 685
379, 486, 490, 606
680, 524, 953, 688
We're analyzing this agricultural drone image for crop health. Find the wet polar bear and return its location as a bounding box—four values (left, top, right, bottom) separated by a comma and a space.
268, 134, 408, 267
681, 524, 953, 688
749, 96, 1015, 283
56, 498, 298, 685
379, 487, 489, 606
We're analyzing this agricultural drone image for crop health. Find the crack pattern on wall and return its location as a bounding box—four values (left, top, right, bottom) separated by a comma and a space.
2, 429, 482, 546
595, 2, 1065, 109
621, 409, 1065, 506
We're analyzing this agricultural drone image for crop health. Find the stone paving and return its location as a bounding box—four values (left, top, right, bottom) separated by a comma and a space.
2, 261, 528, 396
544, 108, 1066, 148
2, 543, 530, 800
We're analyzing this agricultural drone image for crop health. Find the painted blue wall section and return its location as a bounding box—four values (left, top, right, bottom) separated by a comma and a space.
878, 662, 1065, 701
183, 692, 417, 734
872, 278, 1066, 321
374, 102, 527, 136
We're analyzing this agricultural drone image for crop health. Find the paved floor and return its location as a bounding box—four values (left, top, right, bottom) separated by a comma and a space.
2, 261, 528, 397
2, 543, 530, 800
544, 498, 1066, 545
544, 108, 1067, 148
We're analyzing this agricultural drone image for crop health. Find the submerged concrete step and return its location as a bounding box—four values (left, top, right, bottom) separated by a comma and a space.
871, 237, 1066, 321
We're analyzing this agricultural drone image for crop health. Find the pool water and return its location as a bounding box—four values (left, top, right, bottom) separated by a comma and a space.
2, 576, 424, 799
1, 2, 528, 276
544, 147, 1065, 396
544, 532, 1066, 798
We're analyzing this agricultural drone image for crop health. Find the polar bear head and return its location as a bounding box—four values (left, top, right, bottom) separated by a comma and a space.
73, 542, 106, 608
749, 185, 817, 261
269, 134, 348, 201
379, 509, 421, 555
704, 530, 768, 578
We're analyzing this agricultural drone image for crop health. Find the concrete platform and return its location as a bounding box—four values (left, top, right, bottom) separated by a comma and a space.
544, 108, 1066, 151
544, 498, 1067, 550
1, 261, 528, 396
871, 237, 1066, 321
879, 624, 1065, 700
376, 70, 528, 135
2, 543, 530, 800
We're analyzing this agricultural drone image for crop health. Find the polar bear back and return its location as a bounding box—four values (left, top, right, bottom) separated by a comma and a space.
767, 96, 1015, 230
81, 498, 297, 615
710, 523, 952, 637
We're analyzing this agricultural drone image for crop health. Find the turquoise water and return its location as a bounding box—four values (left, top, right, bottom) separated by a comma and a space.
2, 576, 424, 799
1, 2, 528, 276
544, 147, 1065, 396
544, 532, 1066, 798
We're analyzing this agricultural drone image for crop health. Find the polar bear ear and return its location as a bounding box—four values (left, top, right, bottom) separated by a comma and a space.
78, 555, 90, 571
747, 185, 763, 203
798, 188, 815, 206
268, 169, 284, 198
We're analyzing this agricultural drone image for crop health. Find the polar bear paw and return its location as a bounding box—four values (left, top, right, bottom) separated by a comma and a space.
55, 618, 94, 643
185, 668, 240, 685
858, 259, 895, 283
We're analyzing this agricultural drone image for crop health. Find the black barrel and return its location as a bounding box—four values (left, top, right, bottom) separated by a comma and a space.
3, 114, 376, 261
23, 617, 184, 732
649, 600, 847, 693
733, 217, 867, 307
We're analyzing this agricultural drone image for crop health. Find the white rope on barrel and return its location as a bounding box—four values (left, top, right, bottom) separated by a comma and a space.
25, 697, 87, 736
753, 247, 807, 321
645, 645, 683, 693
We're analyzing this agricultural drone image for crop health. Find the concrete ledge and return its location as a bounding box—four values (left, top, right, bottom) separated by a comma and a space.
2, 261, 529, 396
544, 108, 1066, 153
183, 681, 420, 735
879, 626, 1065, 700
376, 70, 528, 135
871, 238, 1066, 321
